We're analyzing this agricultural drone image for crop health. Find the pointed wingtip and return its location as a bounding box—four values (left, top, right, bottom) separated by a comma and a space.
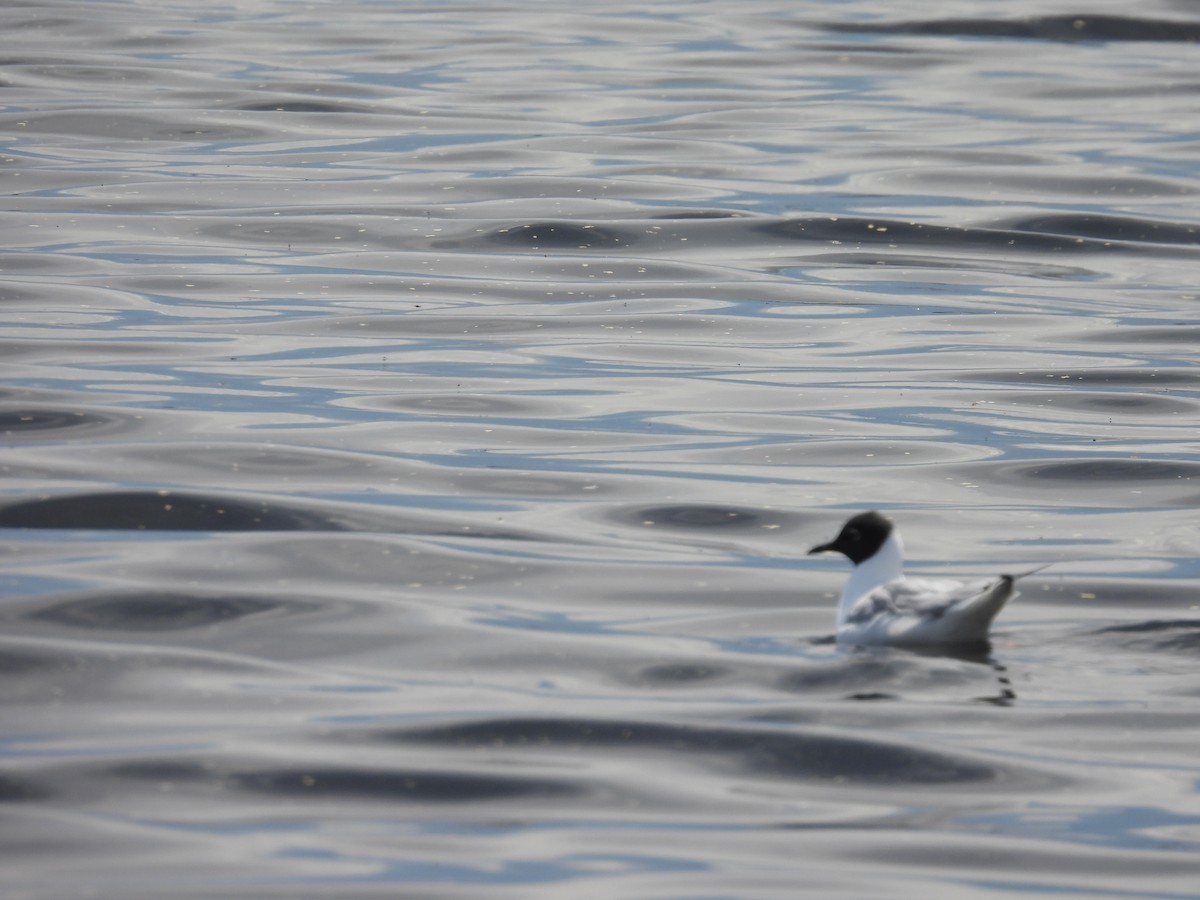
1007, 562, 1054, 581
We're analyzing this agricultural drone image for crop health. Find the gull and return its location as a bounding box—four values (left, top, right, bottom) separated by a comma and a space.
809, 511, 1041, 647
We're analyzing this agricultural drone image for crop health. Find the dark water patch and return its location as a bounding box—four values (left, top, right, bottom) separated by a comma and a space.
844, 692, 897, 702
233, 768, 580, 803
8, 62, 163, 87
101, 756, 587, 803
0, 490, 549, 542
24, 592, 295, 632
0, 110, 267, 143
0, 646, 77, 677
996, 213, 1200, 247
650, 209, 747, 220
753, 216, 1122, 255
0, 774, 49, 803
1090, 619, 1200, 651
631, 662, 732, 685
954, 458, 1200, 505
779, 648, 1004, 697
1087, 324, 1200, 345
0, 491, 344, 532
1000, 459, 1200, 484
439, 212, 786, 256
617, 505, 768, 530
106, 760, 210, 783
783, 656, 938, 691
858, 835, 1200, 884
0, 339, 192, 365
968, 368, 1200, 388
0, 252, 100, 276
992, 391, 1198, 416
480, 222, 631, 251
824, 15, 1200, 44
0, 407, 122, 439
231, 100, 375, 114
385, 717, 1012, 787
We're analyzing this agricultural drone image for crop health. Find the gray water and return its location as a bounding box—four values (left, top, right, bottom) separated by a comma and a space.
3, 1, 1200, 897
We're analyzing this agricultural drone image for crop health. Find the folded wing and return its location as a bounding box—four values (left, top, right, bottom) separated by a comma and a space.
846, 577, 1003, 623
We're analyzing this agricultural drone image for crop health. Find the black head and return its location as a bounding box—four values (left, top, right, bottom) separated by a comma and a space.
808, 511, 894, 565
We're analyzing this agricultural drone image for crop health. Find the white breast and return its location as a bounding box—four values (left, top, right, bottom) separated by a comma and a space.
837, 531, 904, 627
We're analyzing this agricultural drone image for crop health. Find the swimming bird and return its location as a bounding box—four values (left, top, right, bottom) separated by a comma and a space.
809, 511, 1036, 647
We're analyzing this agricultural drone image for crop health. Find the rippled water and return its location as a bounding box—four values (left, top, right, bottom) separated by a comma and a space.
4, 1, 1200, 897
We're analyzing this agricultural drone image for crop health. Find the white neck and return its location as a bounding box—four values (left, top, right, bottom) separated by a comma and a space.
838, 531, 905, 625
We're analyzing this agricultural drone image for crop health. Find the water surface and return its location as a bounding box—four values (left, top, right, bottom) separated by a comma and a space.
3, 1, 1200, 897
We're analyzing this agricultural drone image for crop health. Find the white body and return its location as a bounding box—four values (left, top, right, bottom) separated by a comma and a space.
834, 532, 1016, 646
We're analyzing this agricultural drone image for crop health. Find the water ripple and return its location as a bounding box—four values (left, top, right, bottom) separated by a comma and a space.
376, 717, 1020, 787
4, 1, 1200, 896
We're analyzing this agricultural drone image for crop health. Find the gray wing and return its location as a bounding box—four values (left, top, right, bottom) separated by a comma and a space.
845, 577, 1001, 624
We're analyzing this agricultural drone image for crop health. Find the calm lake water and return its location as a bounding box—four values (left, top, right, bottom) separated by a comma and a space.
3, 1, 1200, 897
